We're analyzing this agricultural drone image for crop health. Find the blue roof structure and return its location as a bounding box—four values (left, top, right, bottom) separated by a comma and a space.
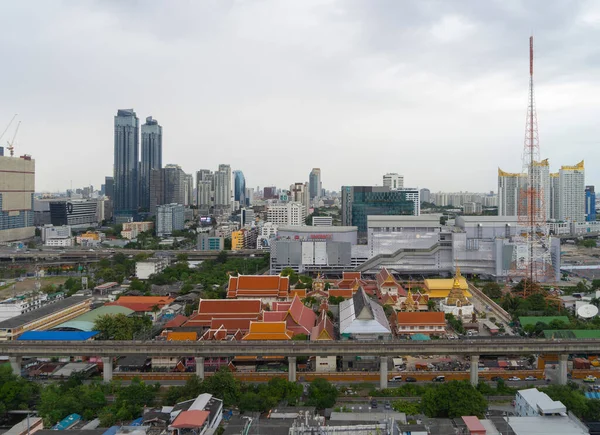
586, 392, 600, 399
130, 418, 143, 426
52, 413, 81, 430
411, 333, 431, 341
17, 331, 99, 341
102, 427, 119, 435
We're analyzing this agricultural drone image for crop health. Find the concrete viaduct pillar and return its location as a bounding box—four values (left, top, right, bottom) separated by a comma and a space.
288, 357, 297, 382
470, 355, 479, 386
102, 357, 113, 382
380, 356, 388, 389
9, 356, 22, 376
196, 357, 205, 380
558, 354, 569, 386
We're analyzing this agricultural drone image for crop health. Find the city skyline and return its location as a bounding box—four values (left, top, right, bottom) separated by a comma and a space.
3, 1, 600, 192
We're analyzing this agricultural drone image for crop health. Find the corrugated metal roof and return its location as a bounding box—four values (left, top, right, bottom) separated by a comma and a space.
339, 289, 391, 335
18, 331, 99, 341
52, 305, 135, 331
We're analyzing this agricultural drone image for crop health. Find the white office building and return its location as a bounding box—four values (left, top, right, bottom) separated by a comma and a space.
383, 173, 404, 190
136, 257, 170, 280
515, 388, 566, 417
559, 161, 585, 222
267, 202, 306, 226
498, 169, 527, 216
156, 203, 185, 237
399, 188, 420, 216
41, 225, 73, 246
312, 216, 333, 226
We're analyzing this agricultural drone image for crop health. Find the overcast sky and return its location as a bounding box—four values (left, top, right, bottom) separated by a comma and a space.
2, 0, 600, 194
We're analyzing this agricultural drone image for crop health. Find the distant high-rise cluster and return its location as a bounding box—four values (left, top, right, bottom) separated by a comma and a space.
498, 160, 586, 223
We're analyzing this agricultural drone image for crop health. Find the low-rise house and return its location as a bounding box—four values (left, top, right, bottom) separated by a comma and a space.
106, 296, 175, 321
311, 310, 336, 372
375, 268, 406, 297
227, 274, 289, 304
184, 299, 262, 330
169, 393, 223, 435
396, 312, 446, 336
515, 388, 567, 417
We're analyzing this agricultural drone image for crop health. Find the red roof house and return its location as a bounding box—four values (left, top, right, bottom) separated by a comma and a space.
311, 310, 335, 341
376, 268, 406, 297
396, 312, 446, 336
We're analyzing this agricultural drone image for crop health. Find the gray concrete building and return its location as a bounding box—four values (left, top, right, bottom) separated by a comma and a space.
270, 239, 352, 274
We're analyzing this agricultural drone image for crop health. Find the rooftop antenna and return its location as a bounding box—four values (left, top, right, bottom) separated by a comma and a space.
0, 114, 17, 143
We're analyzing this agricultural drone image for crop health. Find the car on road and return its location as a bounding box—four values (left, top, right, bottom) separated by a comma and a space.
389, 375, 402, 382
370, 399, 378, 408
525, 376, 537, 381
584, 375, 597, 383
405, 377, 417, 383
432, 376, 446, 382
507, 376, 521, 381
384, 401, 391, 410
491, 376, 503, 382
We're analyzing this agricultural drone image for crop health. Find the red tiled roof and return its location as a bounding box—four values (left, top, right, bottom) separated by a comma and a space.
328, 289, 354, 299
290, 289, 307, 298
287, 295, 316, 335
311, 310, 334, 341
263, 311, 287, 322
184, 299, 262, 328
165, 315, 188, 328
396, 311, 446, 326
171, 410, 210, 429
343, 272, 362, 280
272, 301, 292, 311
209, 318, 252, 332
227, 275, 289, 298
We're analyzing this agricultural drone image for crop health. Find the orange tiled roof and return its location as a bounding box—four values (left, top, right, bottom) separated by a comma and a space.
209, 318, 253, 332
184, 299, 262, 328
167, 331, 198, 341
396, 311, 446, 326
290, 289, 307, 298
328, 289, 354, 299
107, 296, 174, 312
242, 321, 293, 340
227, 275, 289, 298
343, 272, 362, 280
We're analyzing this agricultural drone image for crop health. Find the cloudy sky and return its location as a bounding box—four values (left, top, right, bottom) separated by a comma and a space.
2, 0, 600, 194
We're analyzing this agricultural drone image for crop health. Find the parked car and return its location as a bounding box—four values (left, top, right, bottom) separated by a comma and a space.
389, 375, 403, 382
491, 376, 502, 382
405, 377, 417, 383
384, 401, 391, 410
584, 375, 597, 383
508, 376, 521, 381
432, 376, 446, 382
525, 376, 537, 381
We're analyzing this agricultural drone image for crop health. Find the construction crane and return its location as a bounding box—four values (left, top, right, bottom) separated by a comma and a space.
6, 120, 21, 156
0, 114, 18, 143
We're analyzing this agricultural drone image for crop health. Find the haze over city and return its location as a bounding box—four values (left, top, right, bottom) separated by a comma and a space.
1, 0, 600, 192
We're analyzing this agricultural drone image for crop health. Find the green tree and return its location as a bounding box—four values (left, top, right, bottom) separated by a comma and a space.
307, 378, 339, 409
281, 268, 299, 285
482, 282, 502, 299
392, 400, 421, 416
292, 333, 308, 341
543, 385, 588, 418
0, 365, 38, 415
176, 253, 189, 263
421, 381, 487, 418
201, 368, 241, 407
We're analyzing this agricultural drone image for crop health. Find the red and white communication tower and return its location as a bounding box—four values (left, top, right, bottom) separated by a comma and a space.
511, 36, 554, 295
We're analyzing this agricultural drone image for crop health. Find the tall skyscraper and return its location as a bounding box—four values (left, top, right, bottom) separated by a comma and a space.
215, 164, 232, 208
530, 159, 550, 221
233, 170, 246, 207
164, 164, 186, 205
420, 188, 431, 203
383, 173, 404, 190
140, 116, 162, 210
309, 168, 321, 199
550, 173, 560, 220
149, 169, 165, 215
559, 161, 585, 222
113, 109, 139, 218
498, 169, 526, 216
0, 154, 35, 242
586, 186, 596, 222
184, 174, 194, 206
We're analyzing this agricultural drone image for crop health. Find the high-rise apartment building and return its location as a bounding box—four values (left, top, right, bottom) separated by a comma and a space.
113, 109, 139, 218
184, 174, 194, 207
263, 186, 277, 199
164, 164, 186, 205
233, 170, 246, 208
559, 161, 585, 222
383, 173, 404, 190
530, 159, 551, 221
267, 202, 307, 226
420, 188, 431, 203
498, 169, 527, 217
0, 154, 35, 242
309, 168, 321, 199
550, 173, 560, 220
586, 186, 596, 222
341, 186, 415, 235
140, 116, 162, 210
156, 203, 185, 237
149, 169, 165, 215
214, 164, 232, 208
